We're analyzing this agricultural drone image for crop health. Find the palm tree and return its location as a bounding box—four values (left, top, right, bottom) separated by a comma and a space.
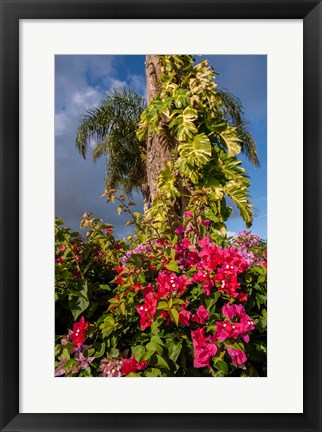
75, 87, 151, 211
76, 55, 259, 212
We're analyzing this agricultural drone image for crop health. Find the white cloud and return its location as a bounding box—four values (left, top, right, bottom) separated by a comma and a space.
71, 87, 101, 113
107, 78, 127, 90
55, 112, 69, 136
128, 73, 146, 97
227, 231, 237, 238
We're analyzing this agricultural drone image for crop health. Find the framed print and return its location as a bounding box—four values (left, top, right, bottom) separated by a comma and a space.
0, 0, 321, 431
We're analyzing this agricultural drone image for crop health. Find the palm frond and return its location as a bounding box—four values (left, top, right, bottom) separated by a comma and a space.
217, 89, 260, 167
75, 87, 147, 193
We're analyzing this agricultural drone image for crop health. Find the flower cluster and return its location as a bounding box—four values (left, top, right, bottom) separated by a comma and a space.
191, 327, 217, 368
98, 356, 123, 377
216, 303, 255, 343
55, 212, 267, 378
121, 243, 151, 266
230, 230, 267, 268
70, 316, 90, 347
121, 355, 148, 375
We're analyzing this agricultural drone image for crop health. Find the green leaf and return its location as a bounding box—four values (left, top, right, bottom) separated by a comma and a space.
84, 347, 95, 357
151, 335, 163, 346
69, 281, 89, 321
60, 346, 71, 360
63, 359, 78, 372
132, 345, 145, 362
220, 126, 241, 157
93, 342, 106, 358
157, 301, 169, 310
99, 315, 116, 338
144, 368, 162, 377
151, 354, 170, 370
165, 260, 179, 273
118, 302, 126, 315
169, 308, 179, 326
79, 366, 92, 377
216, 360, 229, 375
258, 274, 266, 283
169, 106, 198, 141
146, 341, 163, 356
164, 341, 182, 363
224, 180, 253, 227
205, 292, 221, 311
178, 133, 211, 167
109, 347, 119, 357
99, 284, 111, 291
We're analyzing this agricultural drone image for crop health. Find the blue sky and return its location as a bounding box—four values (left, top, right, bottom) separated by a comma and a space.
55, 55, 266, 239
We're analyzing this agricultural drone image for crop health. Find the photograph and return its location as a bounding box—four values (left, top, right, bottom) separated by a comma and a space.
1, 0, 321, 428
55, 54, 267, 378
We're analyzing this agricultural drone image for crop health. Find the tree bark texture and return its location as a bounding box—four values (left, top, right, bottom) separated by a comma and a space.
145, 55, 172, 201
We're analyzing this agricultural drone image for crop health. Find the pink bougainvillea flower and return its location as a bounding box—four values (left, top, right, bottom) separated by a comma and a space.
191, 269, 214, 296
239, 316, 255, 342
227, 347, 247, 368
198, 236, 211, 249
136, 292, 157, 330
70, 316, 90, 348
121, 355, 148, 376
215, 321, 233, 341
55, 358, 68, 376
142, 283, 154, 297
155, 271, 190, 298
222, 303, 245, 320
178, 309, 191, 326
175, 224, 184, 236
191, 327, 217, 368
192, 305, 209, 324
73, 349, 95, 370
105, 228, 113, 234
184, 210, 193, 218
222, 303, 237, 319
181, 238, 191, 248
200, 219, 210, 228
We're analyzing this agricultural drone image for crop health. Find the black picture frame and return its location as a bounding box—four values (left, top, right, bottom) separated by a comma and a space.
0, 1, 321, 431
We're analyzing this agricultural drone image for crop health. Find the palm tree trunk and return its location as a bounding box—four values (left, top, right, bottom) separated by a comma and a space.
141, 182, 151, 213
145, 55, 172, 201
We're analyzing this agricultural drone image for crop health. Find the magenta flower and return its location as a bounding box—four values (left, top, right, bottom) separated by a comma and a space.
191, 327, 217, 368
215, 321, 233, 341
156, 271, 190, 298
192, 305, 209, 324
222, 303, 245, 319
227, 348, 247, 368
121, 355, 147, 375
175, 224, 184, 236
178, 309, 191, 326
191, 269, 214, 296
136, 292, 157, 330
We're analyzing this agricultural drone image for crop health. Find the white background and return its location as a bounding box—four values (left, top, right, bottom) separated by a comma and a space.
20, 20, 303, 413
